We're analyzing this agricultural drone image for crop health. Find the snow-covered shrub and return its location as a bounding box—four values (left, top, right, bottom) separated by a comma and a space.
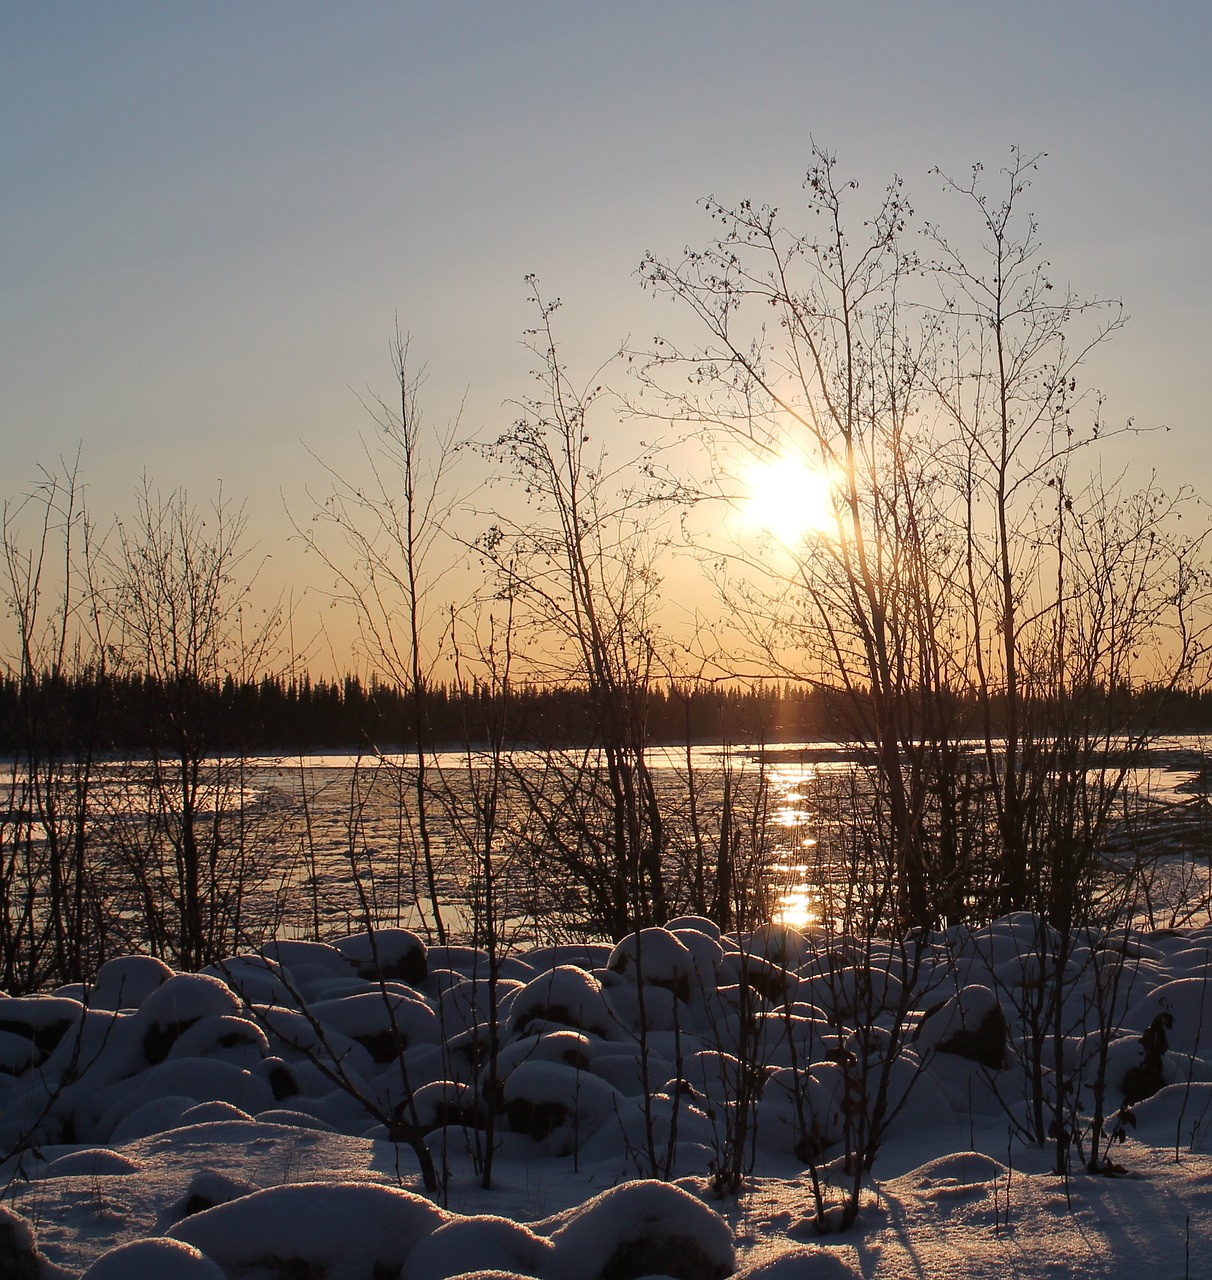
681, 1049, 759, 1105
582, 1090, 717, 1168
89, 1058, 274, 1141
311, 989, 439, 1062
587, 1048, 677, 1097
410, 1078, 481, 1132
1115, 1080, 1212, 1153
253, 1108, 336, 1131
168, 1181, 447, 1280
206, 954, 295, 1007
720, 950, 795, 1004
0, 1031, 43, 1076
38, 1009, 139, 1091
133, 974, 242, 1065
0, 995, 82, 1065
492, 1029, 594, 1080
81, 1236, 226, 1279
757, 1063, 846, 1158
1124, 978, 1212, 1058
407, 1215, 554, 1280
600, 972, 681, 1033
261, 939, 356, 981
87, 954, 173, 1011
180, 1099, 256, 1125
507, 965, 616, 1039
522, 944, 613, 974
425, 944, 495, 976
915, 983, 1007, 1069
0, 1203, 61, 1280
251, 1005, 377, 1079
107, 1096, 198, 1143
744, 921, 818, 969
499, 1058, 620, 1154
970, 914, 1061, 972
431, 970, 474, 1026
37, 1147, 139, 1179
607, 928, 696, 1000
158, 1169, 258, 1227
666, 914, 722, 940
735, 1247, 862, 1278
752, 1006, 827, 1071
166, 1014, 271, 1067
810, 962, 904, 1021
334, 928, 428, 985
545, 1179, 734, 1280
670, 927, 725, 988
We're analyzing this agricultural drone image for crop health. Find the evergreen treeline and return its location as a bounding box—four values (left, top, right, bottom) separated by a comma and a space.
3, 670, 1211, 757
0, 671, 845, 754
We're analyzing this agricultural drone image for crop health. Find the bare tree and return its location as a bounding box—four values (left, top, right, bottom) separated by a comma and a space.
440, 600, 520, 1188
477, 280, 689, 940
1, 459, 110, 989
108, 480, 280, 969
301, 329, 463, 945
639, 145, 1210, 932
639, 148, 969, 929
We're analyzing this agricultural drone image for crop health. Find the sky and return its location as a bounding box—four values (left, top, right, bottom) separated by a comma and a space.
3, 2, 1210, 675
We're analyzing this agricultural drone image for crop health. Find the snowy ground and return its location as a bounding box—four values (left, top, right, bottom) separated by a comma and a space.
4, 913, 1212, 1278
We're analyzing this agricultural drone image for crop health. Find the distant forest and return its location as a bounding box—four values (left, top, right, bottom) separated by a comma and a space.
4, 671, 1212, 756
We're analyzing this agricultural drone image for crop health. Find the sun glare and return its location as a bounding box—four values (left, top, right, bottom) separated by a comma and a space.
742, 456, 836, 545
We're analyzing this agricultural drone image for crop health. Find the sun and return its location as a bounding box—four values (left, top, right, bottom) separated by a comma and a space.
741, 455, 837, 545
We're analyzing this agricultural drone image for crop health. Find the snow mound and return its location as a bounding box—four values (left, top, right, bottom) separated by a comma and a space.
311, 988, 439, 1059
88, 954, 174, 1010
1118, 1081, 1212, 1151
81, 1236, 226, 1279
0, 1027, 42, 1074
158, 1169, 259, 1229
0, 1204, 65, 1280
493, 1029, 594, 1079
261, 939, 356, 981
38, 1147, 140, 1179
440, 1274, 535, 1280
169, 1180, 448, 1280
134, 973, 242, 1064
501, 1059, 621, 1152
608, 928, 697, 997
167, 1013, 271, 1063
411, 1078, 480, 1131
108, 1095, 199, 1143
546, 1180, 735, 1280
745, 921, 818, 968
91, 1058, 274, 1140
910, 1150, 1009, 1192
406, 1214, 555, 1280
508, 965, 617, 1039
335, 928, 428, 984
735, 1247, 861, 1278
13, 913, 1212, 1276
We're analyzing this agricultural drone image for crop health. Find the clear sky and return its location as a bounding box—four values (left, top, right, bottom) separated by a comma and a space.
4, 2, 1209, 673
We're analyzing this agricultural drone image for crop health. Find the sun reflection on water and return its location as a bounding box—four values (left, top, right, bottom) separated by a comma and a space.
766, 762, 823, 931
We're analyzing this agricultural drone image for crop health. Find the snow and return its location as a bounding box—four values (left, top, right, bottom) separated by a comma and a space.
406, 1215, 555, 1280
544, 1180, 735, 1279
5, 912, 1212, 1277
81, 1237, 226, 1280
85, 955, 173, 1011
507, 965, 618, 1040
168, 1180, 447, 1279
607, 928, 697, 995
334, 928, 429, 985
